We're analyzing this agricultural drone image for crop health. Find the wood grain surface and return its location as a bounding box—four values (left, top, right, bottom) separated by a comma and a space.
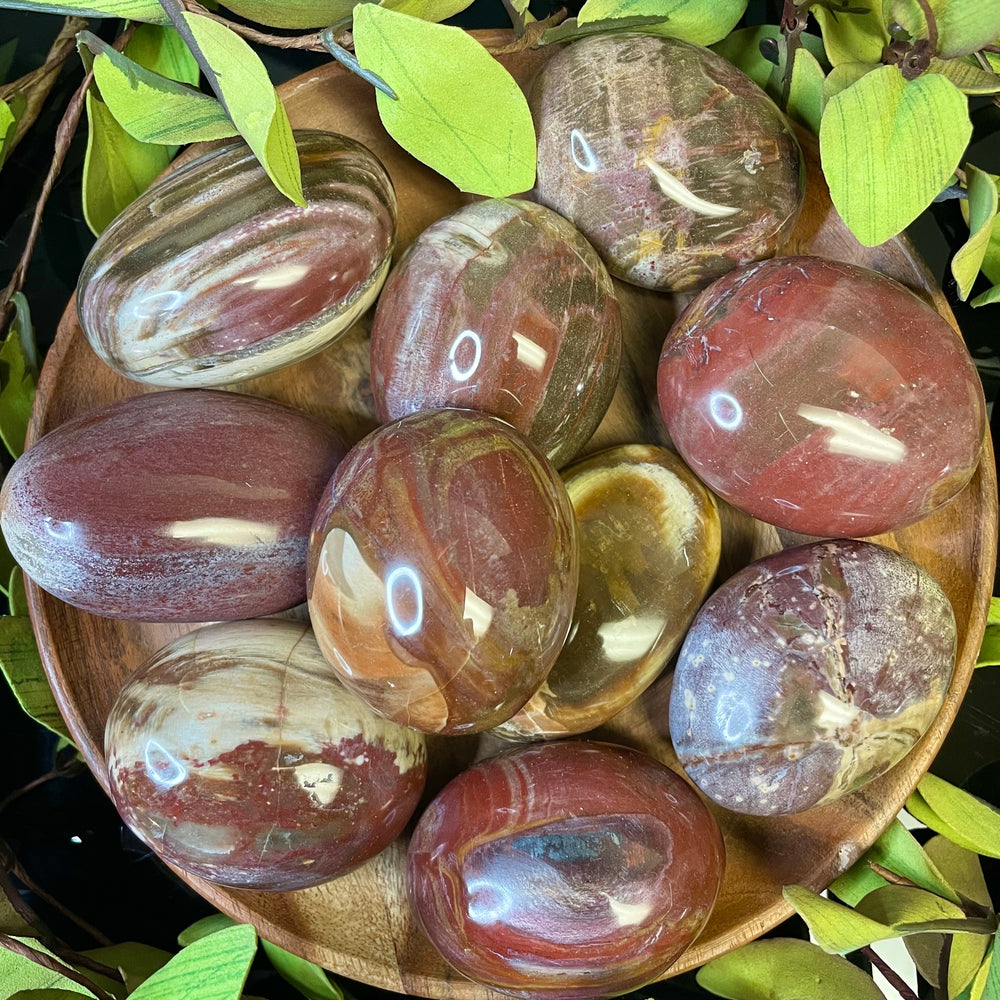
23, 32, 998, 999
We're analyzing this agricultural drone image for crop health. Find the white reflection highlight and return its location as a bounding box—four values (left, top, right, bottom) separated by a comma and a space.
797, 403, 907, 462
133, 290, 184, 320
715, 690, 751, 743
466, 875, 513, 924
463, 587, 493, 640
448, 329, 482, 382
385, 564, 423, 637
165, 517, 278, 546
234, 263, 310, 290
43, 517, 76, 540
708, 391, 743, 430
512, 333, 547, 372
570, 129, 599, 173
144, 740, 187, 788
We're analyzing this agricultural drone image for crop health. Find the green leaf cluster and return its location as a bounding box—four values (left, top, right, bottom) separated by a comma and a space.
699, 784, 1000, 1000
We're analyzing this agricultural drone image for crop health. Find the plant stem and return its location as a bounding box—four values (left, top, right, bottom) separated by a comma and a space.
861, 945, 920, 1000
182, 0, 327, 51
912, 0, 938, 52
0, 932, 118, 1000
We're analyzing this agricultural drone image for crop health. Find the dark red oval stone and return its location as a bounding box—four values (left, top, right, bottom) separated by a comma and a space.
0, 390, 345, 621
407, 740, 725, 999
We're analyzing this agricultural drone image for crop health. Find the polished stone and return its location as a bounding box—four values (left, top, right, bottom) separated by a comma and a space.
407, 740, 725, 999
656, 256, 987, 536
496, 444, 721, 740
0, 389, 345, 621
307, 409, 579, 735
529, 34, 804, 292
669, 539, 956, 815
105, 619, 427, 890
370, 198, 622, 468
78, 130, 396, 387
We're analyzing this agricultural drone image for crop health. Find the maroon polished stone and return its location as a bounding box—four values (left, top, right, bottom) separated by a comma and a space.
105, 619, 427, 890
529, 34, 804, 292
657, 256, 987, 536
0, 390, 345, 621
669, 539, 956, 815
307, 408, 579, 735
370, 198, 622, 468
407, 740, 725, 999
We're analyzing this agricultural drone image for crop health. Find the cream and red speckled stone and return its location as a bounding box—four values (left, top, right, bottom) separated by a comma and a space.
105, 619, 427, 890
407, 740, 725, 999
656, 255, 987, 537
0, 389, 345, 621
529, 34, 804, 292
669, 539, 957, 816
307, 408, 579, 736
495, 444, 721, 741
77, 130, 396, 387
370, 198, 622, 468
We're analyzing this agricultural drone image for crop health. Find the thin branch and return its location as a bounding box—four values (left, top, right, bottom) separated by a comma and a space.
867, 862, 919, 888
861, 945, 920, 1000
181, 0, 327, 51
913, 0, 939, 52
11, 858, 113, 948
0, 932, 118, 1000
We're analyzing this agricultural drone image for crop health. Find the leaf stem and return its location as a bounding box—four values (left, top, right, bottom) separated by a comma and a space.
181, 0, 328, 51
912, 0, 938, 52
860, 945, 920, 1000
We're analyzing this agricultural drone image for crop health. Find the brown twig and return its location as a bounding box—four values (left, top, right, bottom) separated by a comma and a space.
0, 932, 118, 1000
861, 945, 921, 1000
868, 862, 920, 888
912, 0, 939, 52
485, 9, 568, 54
181, 0, 328, 51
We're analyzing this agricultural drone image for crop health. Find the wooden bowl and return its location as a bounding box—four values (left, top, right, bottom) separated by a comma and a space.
24, 33, 997, 998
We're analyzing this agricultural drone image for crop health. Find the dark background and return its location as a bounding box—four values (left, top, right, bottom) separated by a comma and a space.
0, 2, 998, 997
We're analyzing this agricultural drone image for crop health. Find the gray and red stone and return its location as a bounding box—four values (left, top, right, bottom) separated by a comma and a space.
77, 130, 396, 387
406, 740, 725, 999
656, 256, 987, 536
669, 539, 957, 815
495, 444, 721, 741
529, 34, 804, 292
306, 408, 579, 735
105, 619, 427, 890
370, 198, 622, 468
0, 389, 345, 621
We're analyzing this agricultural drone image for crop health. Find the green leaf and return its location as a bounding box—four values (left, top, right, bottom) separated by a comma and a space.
770, 42, 826, 133
695, 937, 886, 999
712, 24, 828, 90
576, 0, 748, 46
953, 164, 999, 300
819, 65, 971, 245
983, 939, 1000, 1000
0, 890, 36, 938
9, 567, 28, 618
971, 283, 1000, 307
0, 939, 97, 997
382, 0, 476, 21
9, 991, 98, 999
209, 0, 354, 29
83, 91, 171, 235
353, 6, 535, 197
884, 0, 1000, 59
830, 818, 961, 906
966, 176, 1000, 291
908, 776, 1000, 858
537, 14, 673, 46
783, 884, 895, 953
928, 56, 1000, 95
79, 944, 172, 993
126, 22, 199, 86
0, 1, 170, 23
128, 924, 256, 1000
180, 13, 305, 205
0, 293, 38, 460
822, 60, 878, 104
261, 941, 343, 1000
0, 98, 18, 169
952, 932, 992, 1000
0, 614, 74, 743
811, 2, 890, 65
81, 32, 239, 145
176, 914, 237, 949
926, 835, 993, 910
854, 883, 968, 927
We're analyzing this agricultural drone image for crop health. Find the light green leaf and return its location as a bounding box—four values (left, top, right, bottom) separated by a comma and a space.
952, 932, 992, 1000
783, 884, 895, 953
128, 924, 256, 1000
576, 0, 747, 45
210, 0, 354, 28
0, 291, 37, 460
929, 56, 1000, 95
982, 939, 1000, 1000
261, 941, 343, 1000
9, 566, 28, 618
830, 818, 961, 906
81, 32, 239, 145
812, 2, 890, 65
0, 938, 97, 997
971, 283, 1000, 307
990, 597, 1000, 626
967, 176, 1000, 289
9, 991, 98, 998
125, 22, 199, 87
83, 90, 171, 235
822, 60, 878, 104
695, 937, 886, 999
0, 98, 17, 168
0, 889, 36, 938
884, 0, 1000, 59
820, 65, 971, 245
926, 835, 993, 910
176, 914, 237, 948
908, 774, 1000, 858
79, 944, 172, 993
854, 883, 968, 927
0, 614, 74, 743
0, 1, 170, 22
770, 42, 825, 133
537, 14, 672, 46
382, 0, 476, 21
353, 6, 535, 197
712, 24, 828, 91
180, 13, 304, 205
953, 164, 999, 300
